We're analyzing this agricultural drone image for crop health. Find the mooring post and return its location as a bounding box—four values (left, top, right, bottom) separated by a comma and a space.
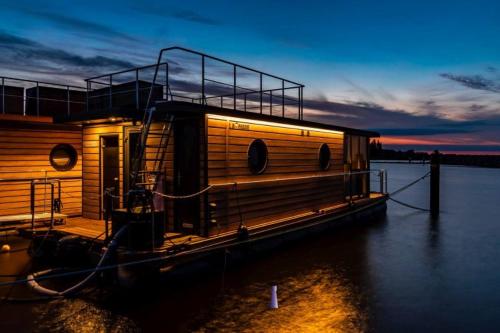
430, 150, 440, 218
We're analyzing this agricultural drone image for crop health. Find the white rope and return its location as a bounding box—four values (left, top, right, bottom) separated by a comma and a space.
153, 185, 214, 200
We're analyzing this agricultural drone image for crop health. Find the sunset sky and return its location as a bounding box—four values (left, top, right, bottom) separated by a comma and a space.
1, 0, 499, 153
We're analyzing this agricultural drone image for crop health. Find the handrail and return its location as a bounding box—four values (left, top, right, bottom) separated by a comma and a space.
157, 46, 304, 87
85, 62, 169, 83
0, 76, 85, 90
210, 170, 376, 188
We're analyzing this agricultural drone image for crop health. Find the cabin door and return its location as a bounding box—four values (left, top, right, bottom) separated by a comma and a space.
173, 117, 201, 234
101, 135, 119, 219
124, 129, 141, 201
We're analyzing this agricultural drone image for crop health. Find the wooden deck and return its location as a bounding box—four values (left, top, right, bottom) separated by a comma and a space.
19, 193, 386, 254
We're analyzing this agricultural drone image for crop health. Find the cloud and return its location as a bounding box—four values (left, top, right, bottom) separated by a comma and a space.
2, 3, 138, 43
0, 31, 135, 78
26, 10, 138, 42
169, 9, 220, 26
440, 73, 500, 93
130, 4, 220, 26
300, 96, 500, 139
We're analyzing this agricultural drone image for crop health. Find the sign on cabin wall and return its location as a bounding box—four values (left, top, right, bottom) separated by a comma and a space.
229, 121, 250, 131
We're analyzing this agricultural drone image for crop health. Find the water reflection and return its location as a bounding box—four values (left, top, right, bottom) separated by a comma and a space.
5, 163, 500, 331
33, 298, 139, 333
190, 267, 367, 332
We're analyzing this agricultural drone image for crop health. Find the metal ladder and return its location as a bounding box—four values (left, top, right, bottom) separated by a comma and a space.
127, 55, 174, 212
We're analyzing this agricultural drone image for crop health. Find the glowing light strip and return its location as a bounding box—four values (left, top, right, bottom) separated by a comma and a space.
207, 114, 343, 135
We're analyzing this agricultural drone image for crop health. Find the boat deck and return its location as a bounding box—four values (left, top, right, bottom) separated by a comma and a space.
19, 193, 386, 254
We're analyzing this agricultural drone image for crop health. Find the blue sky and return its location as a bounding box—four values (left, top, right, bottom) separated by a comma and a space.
1, 0, 500, 152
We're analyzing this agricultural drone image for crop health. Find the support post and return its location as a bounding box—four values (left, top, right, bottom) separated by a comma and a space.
201, 55, 205, 104
109, 75, 113, 110
135, 69, 140, 110
1, 77, 5, 114
31, 181, 35, 233
379, 169, 385, 194
282, 80, 285, 117
66, 86, 70, 116
259, 73, 263, 114
36, 82, 40, 116
233, 65, 236, 110
430, 150, 440, 218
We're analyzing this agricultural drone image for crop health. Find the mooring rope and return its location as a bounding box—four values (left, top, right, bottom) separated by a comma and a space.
388, 197, 430, 212
388, 171, 432, 212
153, 185, 213, 200
389, 171, 431, 197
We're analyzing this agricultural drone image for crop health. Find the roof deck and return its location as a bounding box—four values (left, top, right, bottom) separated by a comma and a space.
84, 47, 305, 119
0, 47, 377, 137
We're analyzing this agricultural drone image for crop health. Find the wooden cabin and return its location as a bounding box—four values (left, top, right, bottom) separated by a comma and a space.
0, 48, 384, 249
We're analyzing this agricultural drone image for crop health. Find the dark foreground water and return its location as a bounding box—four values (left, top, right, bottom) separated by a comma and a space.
1, 163, 500, 332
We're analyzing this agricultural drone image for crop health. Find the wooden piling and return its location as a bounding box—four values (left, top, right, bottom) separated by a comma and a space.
430, 150, 440, 217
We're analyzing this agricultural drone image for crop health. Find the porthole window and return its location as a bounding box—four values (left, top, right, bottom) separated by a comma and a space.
318, 143, 331, 170
50, 144, 78, 171
248, 139, 268, 174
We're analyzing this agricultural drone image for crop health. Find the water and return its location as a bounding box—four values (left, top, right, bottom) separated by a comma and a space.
2, 163, 500, 332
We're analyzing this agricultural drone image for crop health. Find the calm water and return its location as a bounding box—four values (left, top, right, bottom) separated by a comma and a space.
1, 163, 500, 332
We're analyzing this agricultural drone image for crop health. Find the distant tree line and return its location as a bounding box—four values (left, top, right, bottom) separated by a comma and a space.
370, 140, 500, 168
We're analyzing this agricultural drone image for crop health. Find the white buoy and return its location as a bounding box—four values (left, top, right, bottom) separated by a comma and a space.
270, 285, 278, 309
1, 244, 10, 253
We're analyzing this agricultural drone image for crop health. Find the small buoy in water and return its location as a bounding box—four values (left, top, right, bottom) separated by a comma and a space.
270, 285, 278, 309
1, 244, 11, 253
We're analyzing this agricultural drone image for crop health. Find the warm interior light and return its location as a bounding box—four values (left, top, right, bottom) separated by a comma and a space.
207, 114, 343, 135
109, 117, 116, 121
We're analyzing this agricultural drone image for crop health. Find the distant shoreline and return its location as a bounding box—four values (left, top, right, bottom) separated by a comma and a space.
370, 155, 500, 169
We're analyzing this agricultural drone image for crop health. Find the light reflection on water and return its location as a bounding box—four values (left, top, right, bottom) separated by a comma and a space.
191, 268, 367, 333
2, 163, 500, 332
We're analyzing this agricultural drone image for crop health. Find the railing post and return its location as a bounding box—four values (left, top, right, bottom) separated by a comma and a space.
66, 86, 70, 116
36, 82, 40, 116
379, 169, 385, 194
270, 90, 273, 115
244, 93, 247, 112
50, 182, 54, 228
297, 86, 300, 120
30, 181, 35, 233
1, 77, 4, 114
282, 80, 285, 117
109, 75, 113, 111
165, 63, 169, 101
259, 73, 263, 114
233, 65, 237, 110
135, 68, 140, 110
86, 81, 90, 113
201, 55, 205, 104
299, 86, 304, 120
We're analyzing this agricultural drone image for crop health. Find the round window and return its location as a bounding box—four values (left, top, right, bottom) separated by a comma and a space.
50, 144, 78, 171
318, 143, 331, 170
248, 139, 268, 174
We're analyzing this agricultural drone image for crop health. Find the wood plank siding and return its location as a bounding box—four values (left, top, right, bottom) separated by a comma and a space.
0, 124, 82, 217
82, 121, 174, 221
205, 114, 346, 235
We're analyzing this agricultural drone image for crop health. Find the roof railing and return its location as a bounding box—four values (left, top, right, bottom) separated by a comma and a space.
85, 46, 305, 120
0, 76, 86, 117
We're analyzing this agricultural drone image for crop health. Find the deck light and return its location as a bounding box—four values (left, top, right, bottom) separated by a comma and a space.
208, 114, 343, 135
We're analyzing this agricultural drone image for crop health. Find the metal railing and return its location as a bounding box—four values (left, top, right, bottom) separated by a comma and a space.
86, 47, 305, 119
0, 76, 86, 117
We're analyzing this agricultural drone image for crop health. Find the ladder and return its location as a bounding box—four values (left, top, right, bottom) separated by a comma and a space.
127, 57, 174, 213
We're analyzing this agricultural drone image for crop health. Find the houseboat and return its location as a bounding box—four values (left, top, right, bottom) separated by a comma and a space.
0, 47, 387, 283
